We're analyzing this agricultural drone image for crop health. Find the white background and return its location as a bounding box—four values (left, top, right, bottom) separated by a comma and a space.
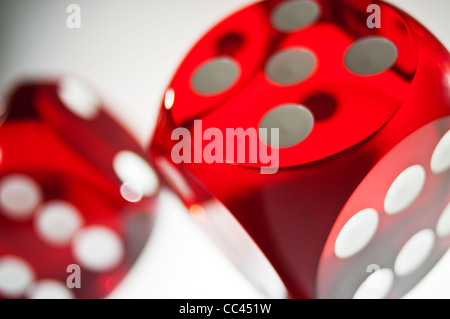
0, 0, 449, 298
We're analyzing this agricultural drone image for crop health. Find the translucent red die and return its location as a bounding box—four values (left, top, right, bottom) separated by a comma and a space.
0, 78, 158, 299
149, 0, 450, 298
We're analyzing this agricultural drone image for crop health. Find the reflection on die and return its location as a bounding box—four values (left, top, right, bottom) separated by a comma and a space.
149, 0, 450, 298
0, 77, 159, 299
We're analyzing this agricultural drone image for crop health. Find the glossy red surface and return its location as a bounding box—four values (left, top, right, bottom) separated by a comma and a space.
149, 0, 450, 298
0, 81, 157, 299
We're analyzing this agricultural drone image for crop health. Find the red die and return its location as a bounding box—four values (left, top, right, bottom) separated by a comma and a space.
149, 0, 450, 298
0, 77, 158, 299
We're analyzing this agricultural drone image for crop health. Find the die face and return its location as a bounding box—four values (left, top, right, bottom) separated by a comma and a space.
0, 80, 158, 299
150, 0, 450, 298
318, 116, 450, 299
159, 0, 423, 168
